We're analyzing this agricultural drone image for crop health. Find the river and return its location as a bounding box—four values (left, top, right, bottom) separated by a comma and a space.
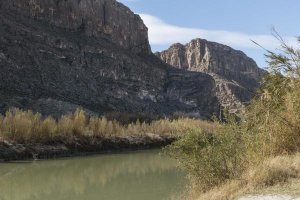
0, 150, 186, 200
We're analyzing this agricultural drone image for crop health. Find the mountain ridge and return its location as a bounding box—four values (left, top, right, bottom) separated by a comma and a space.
156, 38, 266, 112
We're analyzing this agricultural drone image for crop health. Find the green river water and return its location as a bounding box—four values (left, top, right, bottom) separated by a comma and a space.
0, 150, 186, 200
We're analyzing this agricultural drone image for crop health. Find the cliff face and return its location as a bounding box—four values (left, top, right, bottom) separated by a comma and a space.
0, 0, 219, 118
1, 0, 150, 54
156, 39, 266, 112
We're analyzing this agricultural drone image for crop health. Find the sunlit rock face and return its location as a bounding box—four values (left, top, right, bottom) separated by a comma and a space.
0, 0, 220, 118
156, 39, 266, 113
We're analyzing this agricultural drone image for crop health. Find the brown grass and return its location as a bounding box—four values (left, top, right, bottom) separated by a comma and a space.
194, 153, 300, 200
0, 108, 218, 142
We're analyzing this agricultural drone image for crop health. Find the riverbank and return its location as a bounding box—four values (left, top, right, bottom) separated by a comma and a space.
239, 181, 300, 200
0, 108, 217, 161
192, 153, 300, 200
0, 134, 176, 161
238, 179, 300, 200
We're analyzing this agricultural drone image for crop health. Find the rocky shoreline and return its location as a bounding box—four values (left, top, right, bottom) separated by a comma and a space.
0, 134, 176, 161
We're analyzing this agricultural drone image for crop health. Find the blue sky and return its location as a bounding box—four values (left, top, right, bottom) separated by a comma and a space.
118, 0, 300, 69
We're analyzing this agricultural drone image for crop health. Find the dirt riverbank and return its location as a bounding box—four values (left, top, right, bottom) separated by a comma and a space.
0, 134, 176, 161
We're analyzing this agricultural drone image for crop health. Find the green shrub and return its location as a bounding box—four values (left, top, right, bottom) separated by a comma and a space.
166, 126, 245, 191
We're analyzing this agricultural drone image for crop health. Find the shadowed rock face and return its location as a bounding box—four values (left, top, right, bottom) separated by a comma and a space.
156, 39, 266, 113
0, 0, 219, 118
1, 0, 151, 54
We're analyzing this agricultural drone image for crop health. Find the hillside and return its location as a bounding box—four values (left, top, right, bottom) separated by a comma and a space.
0, 0, 262, 118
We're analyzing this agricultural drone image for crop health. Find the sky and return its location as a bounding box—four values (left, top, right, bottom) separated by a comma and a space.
118, 0, 300, 69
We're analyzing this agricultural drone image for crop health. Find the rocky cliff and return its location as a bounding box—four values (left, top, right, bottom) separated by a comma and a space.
1, 0, 151, 54
156, 39, 266, 113
0, 0, 220, 118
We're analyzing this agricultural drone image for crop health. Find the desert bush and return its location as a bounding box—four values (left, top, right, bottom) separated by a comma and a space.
71, 109, 87, 136
104, 112, 160, 125
57, 115, 74, 136
35, 116, 58, 140
166, 119, 245, 192
242, 35, 300, 157
0, 109, 42, 142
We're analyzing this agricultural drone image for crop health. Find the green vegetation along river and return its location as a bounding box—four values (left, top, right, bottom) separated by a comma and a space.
0, 150, 186, 200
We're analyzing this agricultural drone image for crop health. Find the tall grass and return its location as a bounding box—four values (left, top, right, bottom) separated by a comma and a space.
195, 153, 300, 200
0, 108, 218, 142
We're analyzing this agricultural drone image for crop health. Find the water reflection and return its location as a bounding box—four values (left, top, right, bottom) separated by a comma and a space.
0, 150, 186, 200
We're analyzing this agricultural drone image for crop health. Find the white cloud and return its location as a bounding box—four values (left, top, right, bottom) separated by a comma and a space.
118, 0, 137, 2
140, 14, 298, 50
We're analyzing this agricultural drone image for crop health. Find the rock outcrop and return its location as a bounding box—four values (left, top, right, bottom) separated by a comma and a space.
0, 0, 219, 119
1, 0, 151, 54
156, 39, 266, 113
